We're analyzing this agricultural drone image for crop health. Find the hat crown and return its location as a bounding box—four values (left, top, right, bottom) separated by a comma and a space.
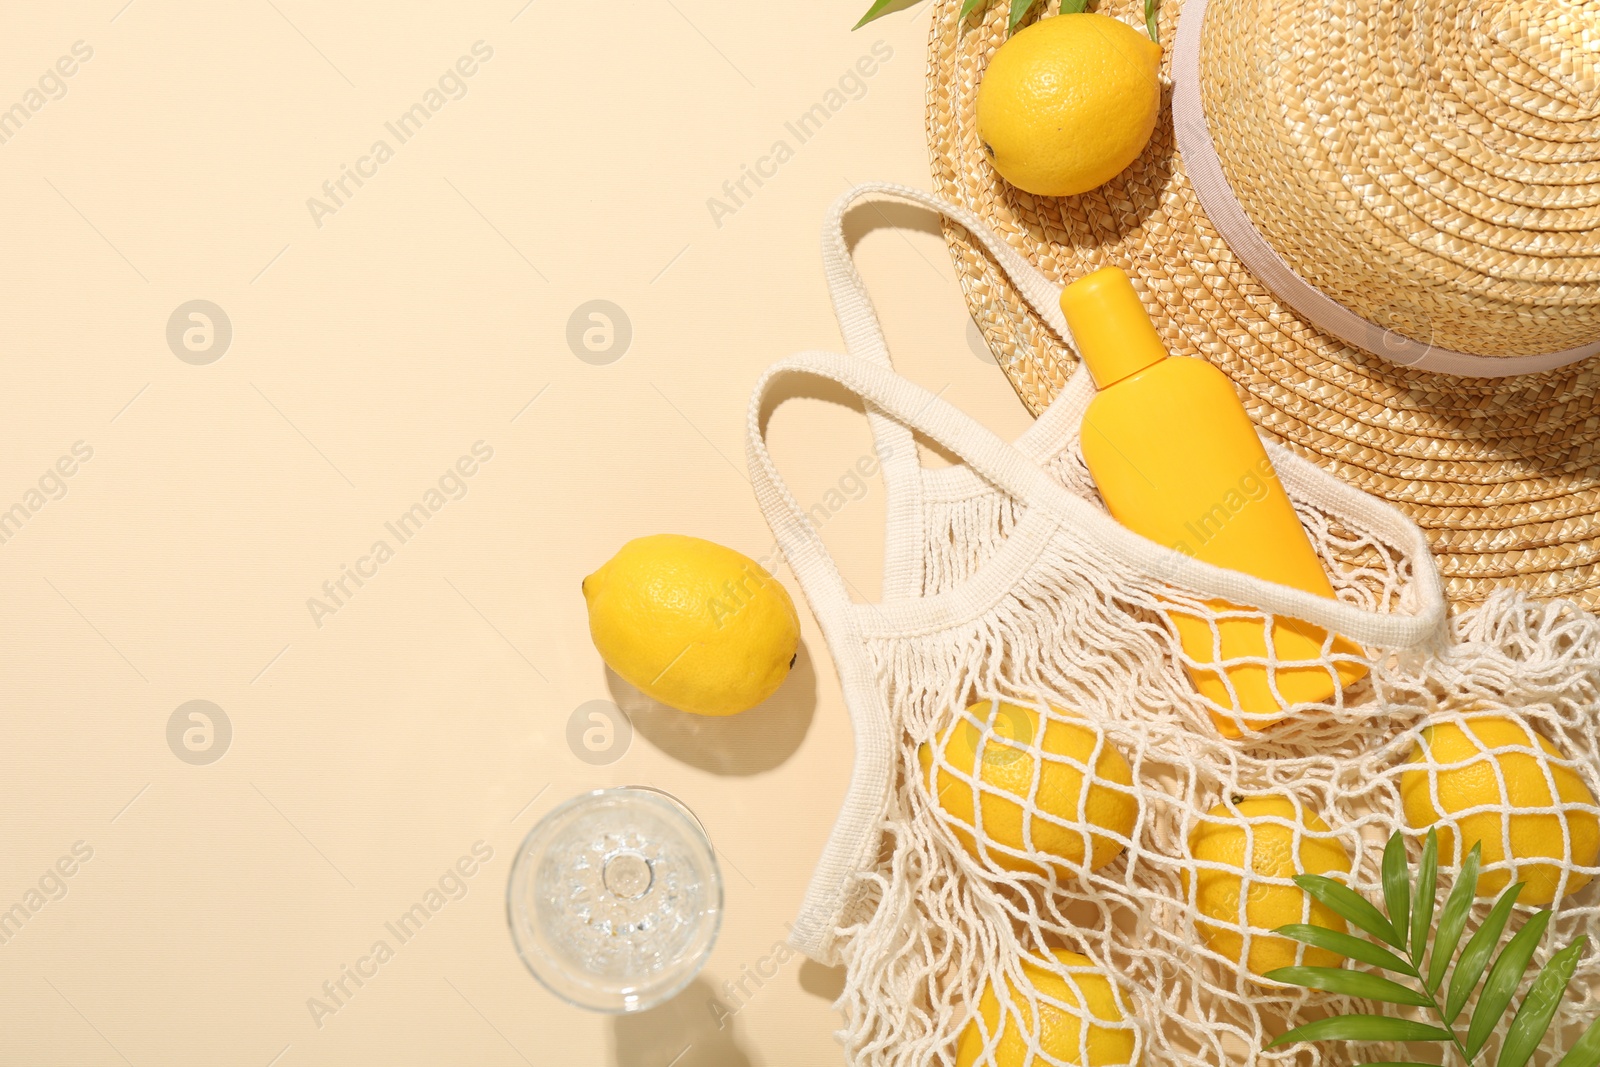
1195, 0, 1600, 362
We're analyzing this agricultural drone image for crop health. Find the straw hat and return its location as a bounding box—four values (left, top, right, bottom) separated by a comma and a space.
926, 0, 1600, 609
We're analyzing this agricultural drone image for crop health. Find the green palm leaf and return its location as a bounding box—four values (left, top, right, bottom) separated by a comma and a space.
860, 0, 1160, 38
1270, 1015, 1453, 1047
865, 0, 1006, 26
1269, 826, 1594, 1067
1410, 829, 1439, 969
1296, 874, 1403, 947
1497, 936, 1587, 1067
1383, 832, 1411, 955
1276, 924, 1414, 974
855, 0, 903, 28
1428, 843, 1483, 993
1466, 909, 1554, 1060
1264, 966, 1432, 1007
1446, 882, 1526, 1023
1007, 0, 1040, 30
1556, 1015, 1600, 1067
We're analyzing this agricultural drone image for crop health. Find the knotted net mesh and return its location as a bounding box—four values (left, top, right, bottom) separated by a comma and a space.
829, 445, 1600, 1067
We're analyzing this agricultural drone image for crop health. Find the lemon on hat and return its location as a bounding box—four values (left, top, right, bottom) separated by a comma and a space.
955, 948, 1139, 1067
1400, 714, 1600, 906
1185, 796, 1351, 976
919, 700, 1137, 877
975, 13, 1162, 198
582, 534, 799, 716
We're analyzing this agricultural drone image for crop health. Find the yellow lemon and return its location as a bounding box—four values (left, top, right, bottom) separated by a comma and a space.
582, 534, 799, 716
956, 948, 1139, 1067
1186, 796, 1350, 976
1400, 715, 1600, 905
919, 700, 1137, 876
975, 13, 1162, 197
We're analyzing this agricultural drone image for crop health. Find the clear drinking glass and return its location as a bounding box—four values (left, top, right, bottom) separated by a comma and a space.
507, 786, 723, 1013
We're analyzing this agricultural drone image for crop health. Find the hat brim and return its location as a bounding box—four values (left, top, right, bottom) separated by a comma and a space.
926, 0, 1600, 609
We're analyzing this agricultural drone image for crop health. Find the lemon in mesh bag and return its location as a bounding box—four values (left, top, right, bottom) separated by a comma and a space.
1400, 713, 1600, 905
919, 700, 1138, 878
955, 948, 1138, 1067
1185, 796, 1351, 975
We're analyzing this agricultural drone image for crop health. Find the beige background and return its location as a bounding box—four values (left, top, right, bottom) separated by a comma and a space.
0, 2, 1037, 1064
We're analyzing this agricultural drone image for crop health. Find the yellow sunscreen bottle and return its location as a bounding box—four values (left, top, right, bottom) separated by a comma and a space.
1060, 267, 1366, 737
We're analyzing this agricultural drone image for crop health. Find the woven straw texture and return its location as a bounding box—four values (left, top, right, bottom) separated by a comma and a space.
925, 0, 1600, 610
1203, 0, 1600, 361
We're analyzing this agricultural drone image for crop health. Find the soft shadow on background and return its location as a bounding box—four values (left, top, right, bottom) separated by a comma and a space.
611, 977, 754, 1067
607, 641, 817, 775
799, 959, 848, 1003
840, 196, 947, 254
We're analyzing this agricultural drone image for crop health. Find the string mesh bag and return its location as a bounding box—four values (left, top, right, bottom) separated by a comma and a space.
748, 183, 1600, 1067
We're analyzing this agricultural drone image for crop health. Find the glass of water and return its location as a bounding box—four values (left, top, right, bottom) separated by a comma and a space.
507, 786, 723, 1013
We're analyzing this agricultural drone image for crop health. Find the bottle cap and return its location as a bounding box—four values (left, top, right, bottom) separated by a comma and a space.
1059, 266, 1169, 389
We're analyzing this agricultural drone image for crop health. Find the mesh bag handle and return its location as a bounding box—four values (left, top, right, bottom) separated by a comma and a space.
819, 181, 1075, 599
749, 349, 1447, 648
821, 181, 1072, 368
